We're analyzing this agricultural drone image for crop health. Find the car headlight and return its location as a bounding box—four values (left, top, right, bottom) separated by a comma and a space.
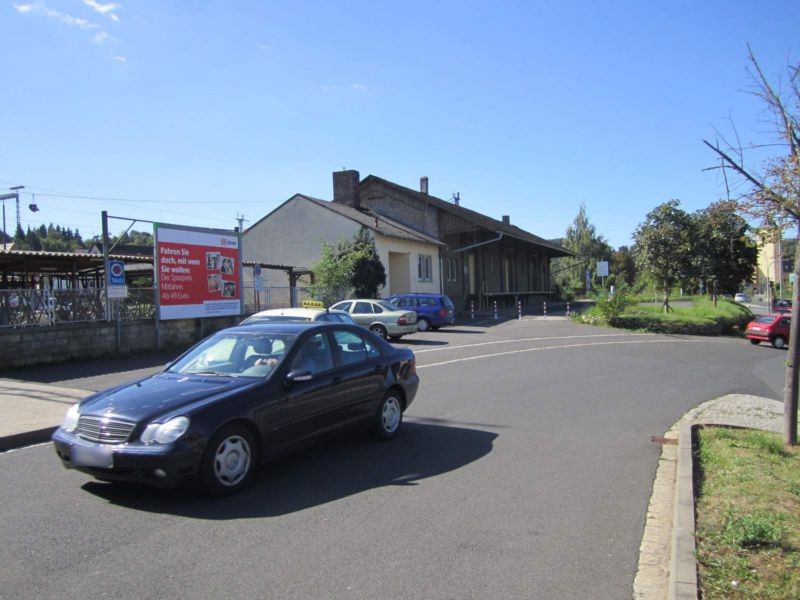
62, 403, 80, 432
140, 416, 190, 444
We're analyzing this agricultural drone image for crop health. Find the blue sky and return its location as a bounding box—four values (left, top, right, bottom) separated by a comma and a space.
2, 1, 798, 248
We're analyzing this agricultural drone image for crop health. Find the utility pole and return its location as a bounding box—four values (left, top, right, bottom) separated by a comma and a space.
10, 186, 24, 235
235, 213, 247, 231
0, 188, 23, 250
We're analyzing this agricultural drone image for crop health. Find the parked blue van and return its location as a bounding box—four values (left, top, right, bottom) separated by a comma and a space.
386, 293, 456, 332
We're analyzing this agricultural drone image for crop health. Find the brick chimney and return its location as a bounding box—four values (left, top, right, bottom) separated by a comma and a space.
332, 170, 360, 208
502, 215, 510, 225
420, 176, 429, 195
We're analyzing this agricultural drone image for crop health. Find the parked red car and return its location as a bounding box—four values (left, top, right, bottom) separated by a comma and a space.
745, 314, 791, 349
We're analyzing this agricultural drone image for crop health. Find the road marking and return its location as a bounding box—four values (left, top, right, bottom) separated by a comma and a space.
413, 333, 648, 354
417, 337, 738, 369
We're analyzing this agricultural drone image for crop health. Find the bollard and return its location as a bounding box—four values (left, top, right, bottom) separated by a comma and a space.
470, 300, 475, 320
493, 300, 498, 320
543, 301, 547, 319
518, 299, 522, 320
566, 301, 570, 317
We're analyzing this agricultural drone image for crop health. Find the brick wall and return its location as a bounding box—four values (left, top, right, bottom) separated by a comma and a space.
0, 316, 238, 370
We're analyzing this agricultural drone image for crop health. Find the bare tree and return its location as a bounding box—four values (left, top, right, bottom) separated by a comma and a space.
704, 45, 800, 445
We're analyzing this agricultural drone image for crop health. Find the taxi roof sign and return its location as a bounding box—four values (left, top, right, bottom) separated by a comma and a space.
302, 299, 325, 309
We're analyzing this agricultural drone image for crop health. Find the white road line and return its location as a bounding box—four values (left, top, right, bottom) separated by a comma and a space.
412, 333, 648, 354
416, 337, 738, 369
0, 441, 50, 456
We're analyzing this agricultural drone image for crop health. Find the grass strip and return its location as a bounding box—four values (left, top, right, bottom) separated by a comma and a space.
695, 427, 800, 599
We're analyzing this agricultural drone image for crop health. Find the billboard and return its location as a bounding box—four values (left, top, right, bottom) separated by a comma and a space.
154, 223, 242, 320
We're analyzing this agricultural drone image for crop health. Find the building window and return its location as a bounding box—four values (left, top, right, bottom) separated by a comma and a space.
444, 258, 458, 282
418, 254, 433, 282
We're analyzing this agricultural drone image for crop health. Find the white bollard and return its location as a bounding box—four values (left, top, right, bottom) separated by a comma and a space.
543, 301, 547, 319
470, 300, 475, 320
493, 300, 498, 320
518, 300, 522, 320
566, 301, 571, 317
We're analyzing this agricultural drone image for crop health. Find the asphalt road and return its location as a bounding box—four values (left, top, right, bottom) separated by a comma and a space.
0, 319, 787, 599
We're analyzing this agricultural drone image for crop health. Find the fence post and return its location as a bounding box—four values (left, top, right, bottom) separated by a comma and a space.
566, 301, 571, 317
544, 301, 547, 319
470, 299, 475, 320
493, 299, 498, 320
518, 299, 522, 320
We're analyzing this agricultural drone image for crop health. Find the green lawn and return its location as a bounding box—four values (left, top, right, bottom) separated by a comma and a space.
695, 427, 800, 599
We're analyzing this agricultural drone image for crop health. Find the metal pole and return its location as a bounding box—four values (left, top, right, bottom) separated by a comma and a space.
470, 299, 474, 320
493, 299, 498, 320
544, 301, 547, 319
101, 211, 111, 321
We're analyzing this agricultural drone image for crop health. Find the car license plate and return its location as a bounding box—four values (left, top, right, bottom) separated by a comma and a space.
71, 445, 114, 469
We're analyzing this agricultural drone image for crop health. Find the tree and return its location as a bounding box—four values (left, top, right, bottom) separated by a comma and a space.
704, 46, 800, 445
633, 200, 695, 312
611, 246, 637, 286
553, 203, 613, 294
350, 227, 386, 298
311, 238, 355, 307
311, 227, 387, 305
691, 201, 758, 297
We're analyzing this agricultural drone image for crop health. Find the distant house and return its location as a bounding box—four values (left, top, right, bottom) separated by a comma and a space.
335, 171, 573, 310
243, 170, 573, 310
243, 193, 443, 300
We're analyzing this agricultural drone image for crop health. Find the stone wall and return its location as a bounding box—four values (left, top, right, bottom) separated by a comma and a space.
0, 316, 238, 370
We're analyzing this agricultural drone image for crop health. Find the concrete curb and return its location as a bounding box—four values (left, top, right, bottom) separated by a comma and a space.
667, 422, 698, 599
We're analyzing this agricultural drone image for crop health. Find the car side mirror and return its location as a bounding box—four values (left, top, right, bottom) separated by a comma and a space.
286, 370, 313, 384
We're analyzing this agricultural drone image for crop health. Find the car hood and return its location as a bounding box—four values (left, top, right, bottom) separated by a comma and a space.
78, 373, 261, 423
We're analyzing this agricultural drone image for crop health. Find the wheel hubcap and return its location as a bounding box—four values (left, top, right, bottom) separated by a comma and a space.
214, 435, 251, 486
382, 397, 401, 433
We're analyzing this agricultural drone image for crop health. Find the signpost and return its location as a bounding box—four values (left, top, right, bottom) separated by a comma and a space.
107, 259, 128, 299
154, 223, 242, 320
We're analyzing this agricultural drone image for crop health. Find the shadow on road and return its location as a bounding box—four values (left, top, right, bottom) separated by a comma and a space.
81, 421, 498, 519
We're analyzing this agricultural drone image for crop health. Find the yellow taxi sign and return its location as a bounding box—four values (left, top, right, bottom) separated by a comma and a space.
302, 299, 325, 309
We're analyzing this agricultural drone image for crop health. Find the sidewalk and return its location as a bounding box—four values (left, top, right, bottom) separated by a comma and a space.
0, 380, 92, 451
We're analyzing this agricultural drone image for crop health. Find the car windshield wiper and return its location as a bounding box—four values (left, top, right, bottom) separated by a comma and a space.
185, 370, 238, 377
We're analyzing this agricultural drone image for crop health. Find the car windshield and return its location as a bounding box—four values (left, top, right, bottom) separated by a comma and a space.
378, 301, 400, 311
166, 331, 296, 378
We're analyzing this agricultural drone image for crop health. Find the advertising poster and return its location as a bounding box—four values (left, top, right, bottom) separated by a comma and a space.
155, 223, 242, 320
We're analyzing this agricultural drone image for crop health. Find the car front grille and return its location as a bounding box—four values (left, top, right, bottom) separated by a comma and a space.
76, 415, 136, 444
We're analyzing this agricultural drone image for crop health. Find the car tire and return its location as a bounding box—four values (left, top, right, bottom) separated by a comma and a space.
389, 335, 402, 341
374, 390, 404, 440
749, 339, 760, 345
370, 324, 388, 339
201, 423, 257, 496
417, 317, 431, 332
772, 336, 787, 350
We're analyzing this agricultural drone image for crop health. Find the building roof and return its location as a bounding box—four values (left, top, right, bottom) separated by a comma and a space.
361, 175, 574, 257
245, 193, 444, 247
303, 196, 444, 246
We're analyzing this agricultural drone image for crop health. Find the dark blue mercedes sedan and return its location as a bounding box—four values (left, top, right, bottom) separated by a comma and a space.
52, 322, 419, 495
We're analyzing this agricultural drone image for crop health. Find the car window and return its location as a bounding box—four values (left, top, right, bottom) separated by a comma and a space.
333, 313, 354, 323
316, 313, 334, 322
353, 301, 373, 314
419, 297, 436, 307
333, 330, 381, 366
780, 318, 791, 327
392, 297, 411, 307
442, 295, 455, 308
332, 301, 352, 312
290, 333, 334, 375
168, 332, 292, 378
377, 301, 398, 312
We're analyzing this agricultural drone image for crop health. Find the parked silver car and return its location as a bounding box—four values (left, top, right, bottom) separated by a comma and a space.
330, 299, 417, 340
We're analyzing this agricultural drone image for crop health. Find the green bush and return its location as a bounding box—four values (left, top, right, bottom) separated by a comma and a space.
722, 511, 784, 548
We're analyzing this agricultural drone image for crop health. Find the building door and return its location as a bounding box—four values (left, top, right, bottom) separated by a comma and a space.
388, 252, 410, 295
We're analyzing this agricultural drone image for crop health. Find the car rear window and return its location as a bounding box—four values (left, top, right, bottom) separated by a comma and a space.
442, 295, 455, 308
754, 315, 778, 324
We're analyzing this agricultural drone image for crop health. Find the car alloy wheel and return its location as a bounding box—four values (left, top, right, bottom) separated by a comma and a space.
202, 424, 256, 495
772, 336, 786, 350
375, 391, 403, 440
417, 317, 431, 332
370, 324, 388, 339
